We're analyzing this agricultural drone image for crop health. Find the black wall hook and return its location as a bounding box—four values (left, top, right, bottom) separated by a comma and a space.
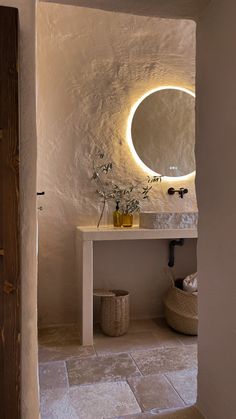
168, 187, 188, 199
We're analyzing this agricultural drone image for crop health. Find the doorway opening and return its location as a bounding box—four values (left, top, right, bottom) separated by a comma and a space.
36, 2, 198, 418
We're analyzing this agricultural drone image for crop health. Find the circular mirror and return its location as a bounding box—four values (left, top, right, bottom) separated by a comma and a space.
128, 87, 195, 177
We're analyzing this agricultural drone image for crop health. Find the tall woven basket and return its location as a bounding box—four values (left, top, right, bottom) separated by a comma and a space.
164, 276, 198, 336
100, 290, 130, 337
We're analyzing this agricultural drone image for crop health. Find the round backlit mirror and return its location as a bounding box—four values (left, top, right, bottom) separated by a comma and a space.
127, 87, 195, 177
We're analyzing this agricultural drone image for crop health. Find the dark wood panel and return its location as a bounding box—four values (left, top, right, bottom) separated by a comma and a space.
0, 6, 20, 419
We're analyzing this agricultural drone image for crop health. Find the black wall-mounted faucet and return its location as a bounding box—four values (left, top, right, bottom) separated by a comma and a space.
168, 187, 188, 199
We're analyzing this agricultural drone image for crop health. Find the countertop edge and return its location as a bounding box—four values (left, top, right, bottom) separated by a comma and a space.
76, 226, 198, 241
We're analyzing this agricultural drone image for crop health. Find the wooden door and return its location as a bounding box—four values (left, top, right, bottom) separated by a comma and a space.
0, 6, 20, 419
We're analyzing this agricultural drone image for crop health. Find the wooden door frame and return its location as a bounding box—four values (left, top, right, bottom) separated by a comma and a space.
0, 6, 21, 419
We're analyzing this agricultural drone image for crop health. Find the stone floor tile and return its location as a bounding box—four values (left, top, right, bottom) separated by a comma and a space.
38, 324, 80, 345
113, 405, 204, 419
38, 323, 96, 362
165, 369, 197, 405
68, 381, 141, 419
151, 406, 204, 418
128, 374, 184, 411
129, 320, 187, 349
128, 319, 162, 334
39, 343, 95, 362
94, 331, 181, 355
111, 412, 159, 418
40, 388, 78, 419
154, 319, 198, 347
39, 320, 198, 419
131, 346, 197, 375
39, 361, 68, 390
177, 336, 198, 346
66, 353, 140, 386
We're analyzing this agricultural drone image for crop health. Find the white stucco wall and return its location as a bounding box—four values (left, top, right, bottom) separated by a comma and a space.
37, 2, 197, 326
196, 0, 236, 417
0, 0, 39, 418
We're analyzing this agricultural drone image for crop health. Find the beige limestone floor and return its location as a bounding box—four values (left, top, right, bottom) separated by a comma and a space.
38, 319, 203, 419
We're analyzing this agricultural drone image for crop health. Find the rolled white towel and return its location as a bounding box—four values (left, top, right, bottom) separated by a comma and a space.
183, 272, 198, 293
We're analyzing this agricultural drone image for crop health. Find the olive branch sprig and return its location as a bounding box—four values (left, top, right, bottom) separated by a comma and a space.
92, 151, 162, 227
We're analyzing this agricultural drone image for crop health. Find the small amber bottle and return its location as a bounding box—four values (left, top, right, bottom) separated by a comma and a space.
113, 202, 123, 227
122, 212, 133, 227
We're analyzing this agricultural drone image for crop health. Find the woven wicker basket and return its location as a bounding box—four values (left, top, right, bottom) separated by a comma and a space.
164, 277, 198, 336
100, 289, 130, 337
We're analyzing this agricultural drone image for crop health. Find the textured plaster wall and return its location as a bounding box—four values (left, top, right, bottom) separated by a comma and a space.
0, 0, 39, 418
196, 0, 236, 417
37, 2, 197, 326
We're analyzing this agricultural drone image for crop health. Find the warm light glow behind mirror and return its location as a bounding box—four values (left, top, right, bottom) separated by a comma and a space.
126, 86, 196, 180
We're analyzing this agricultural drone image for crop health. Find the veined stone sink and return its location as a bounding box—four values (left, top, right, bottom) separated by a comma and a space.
139, 212, 198, 229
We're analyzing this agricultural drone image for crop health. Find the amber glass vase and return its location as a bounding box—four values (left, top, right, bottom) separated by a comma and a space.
122, 213, 133, 227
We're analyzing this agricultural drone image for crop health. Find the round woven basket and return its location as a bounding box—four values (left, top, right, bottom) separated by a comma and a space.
164, 279, 198, 336
100, 290, 130, 337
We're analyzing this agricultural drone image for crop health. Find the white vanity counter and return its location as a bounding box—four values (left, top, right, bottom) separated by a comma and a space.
76, 226, 198, 345
77, 225, 197, 241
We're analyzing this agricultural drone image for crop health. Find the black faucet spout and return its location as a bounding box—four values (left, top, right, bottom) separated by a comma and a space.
168, 187, 188, 198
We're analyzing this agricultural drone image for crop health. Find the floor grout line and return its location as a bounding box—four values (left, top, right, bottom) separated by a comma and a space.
164, 372, 189, 406
129, 351, 144, 377
63, 360, 70, 390
92, 344, 99, 357
125, 378, 144, 413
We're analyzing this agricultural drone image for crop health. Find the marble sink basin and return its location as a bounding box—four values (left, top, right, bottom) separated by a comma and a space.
139, 212, 198, 229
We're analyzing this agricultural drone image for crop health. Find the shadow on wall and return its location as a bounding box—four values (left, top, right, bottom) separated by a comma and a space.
42, 0, 211, 20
